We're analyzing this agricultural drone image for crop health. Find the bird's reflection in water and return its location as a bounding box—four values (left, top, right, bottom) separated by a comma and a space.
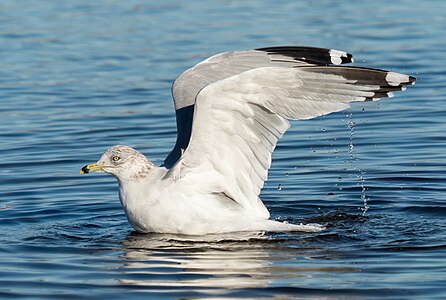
119, 231, 275, 290
117, 231, 361, 294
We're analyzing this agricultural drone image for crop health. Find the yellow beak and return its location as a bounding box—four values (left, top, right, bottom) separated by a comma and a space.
80, 163, 103, 174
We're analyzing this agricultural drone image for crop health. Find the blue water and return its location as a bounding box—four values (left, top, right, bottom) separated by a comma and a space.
1, 1, 445, 299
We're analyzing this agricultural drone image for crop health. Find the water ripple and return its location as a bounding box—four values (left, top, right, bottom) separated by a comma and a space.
1, 0, 445, 299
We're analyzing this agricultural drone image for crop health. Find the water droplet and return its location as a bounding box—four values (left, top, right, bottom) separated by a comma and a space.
277, 184, 282, 191
346, 111, 369, 216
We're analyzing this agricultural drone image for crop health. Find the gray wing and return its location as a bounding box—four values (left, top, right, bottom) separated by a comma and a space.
163, 46, 353, 168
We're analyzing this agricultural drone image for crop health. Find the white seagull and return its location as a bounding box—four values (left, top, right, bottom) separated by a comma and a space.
80, 46, 415, 235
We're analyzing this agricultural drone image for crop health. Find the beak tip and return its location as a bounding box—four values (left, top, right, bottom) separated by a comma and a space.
80, 165, 90, 174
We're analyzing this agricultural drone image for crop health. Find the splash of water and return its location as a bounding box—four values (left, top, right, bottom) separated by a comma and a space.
346, 112, 369, 215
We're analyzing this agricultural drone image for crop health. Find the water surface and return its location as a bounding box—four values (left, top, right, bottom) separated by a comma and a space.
1, 1, 445, 299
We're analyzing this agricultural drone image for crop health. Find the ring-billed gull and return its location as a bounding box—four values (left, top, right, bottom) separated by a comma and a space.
80, 46, 415, 235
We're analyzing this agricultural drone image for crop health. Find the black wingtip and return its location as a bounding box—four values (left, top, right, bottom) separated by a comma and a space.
341, 53, 354, 64
256, 46, 353, 66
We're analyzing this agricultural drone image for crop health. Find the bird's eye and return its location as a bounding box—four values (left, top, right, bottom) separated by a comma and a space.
112, 156, 121, 162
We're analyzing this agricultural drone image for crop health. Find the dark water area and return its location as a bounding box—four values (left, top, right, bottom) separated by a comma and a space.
1, 1, 445, 299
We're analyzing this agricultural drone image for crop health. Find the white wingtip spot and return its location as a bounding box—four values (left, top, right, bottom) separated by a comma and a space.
386, 72, 409, 86
330, 56, 342, 65
329, 49, 348, 65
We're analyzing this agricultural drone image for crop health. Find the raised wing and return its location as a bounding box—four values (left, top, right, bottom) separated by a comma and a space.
166, 65, 415, 217
172, 46, 353, 110
163, 46, 353, 168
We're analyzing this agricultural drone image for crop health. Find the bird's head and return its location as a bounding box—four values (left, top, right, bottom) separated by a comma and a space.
80, 145, 154, 181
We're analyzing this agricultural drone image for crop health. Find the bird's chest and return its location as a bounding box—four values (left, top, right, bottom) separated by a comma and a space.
118, 181, 159, 232
118, 180, 185, 233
